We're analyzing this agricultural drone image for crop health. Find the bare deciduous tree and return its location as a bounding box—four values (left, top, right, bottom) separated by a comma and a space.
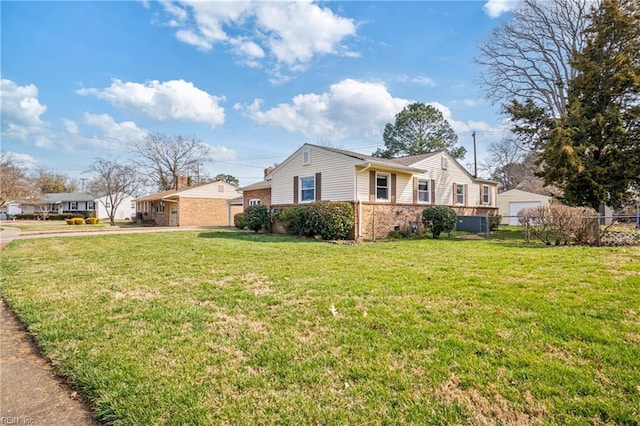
133, 133, 213, 191
0, 152, 36, 209
87, 158, 144, 226
477, 0, 595, 119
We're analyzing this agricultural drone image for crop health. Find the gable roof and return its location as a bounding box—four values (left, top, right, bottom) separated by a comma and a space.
44, 192, 97, 203
239, 180, 271, 191
135, 180, 237, 202
307, 144, 440, 167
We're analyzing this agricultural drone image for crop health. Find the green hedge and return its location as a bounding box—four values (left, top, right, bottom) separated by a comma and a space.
278, 202, 354, 240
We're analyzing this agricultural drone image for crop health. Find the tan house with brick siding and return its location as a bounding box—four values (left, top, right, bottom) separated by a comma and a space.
135, 181, 243, 227
268, 143, 498, 240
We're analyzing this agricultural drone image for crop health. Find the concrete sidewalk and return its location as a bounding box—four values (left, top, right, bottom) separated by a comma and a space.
1, 226, 95, 424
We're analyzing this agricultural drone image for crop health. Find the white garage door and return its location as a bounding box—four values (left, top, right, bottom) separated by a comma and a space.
508, 201, 541, 225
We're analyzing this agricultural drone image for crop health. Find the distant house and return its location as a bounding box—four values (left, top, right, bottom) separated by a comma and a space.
135, 180, 243, 227
20, 192, 98, 217
94, 194, 136, 221
496, 189, 553, 225
265, 143, 498, 240
0, 203, 21, 220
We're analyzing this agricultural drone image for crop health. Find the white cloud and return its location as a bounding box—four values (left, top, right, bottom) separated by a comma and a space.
483, 0, 518, 18
83, 113, 147, 144
1, 79, 48, 143
398, 74, 436, 87
242, 79, 410, 140
428, 101, 505, 137
62, 119, 79, 135
3, 151, 39, 170
160, 1, 357, 72
210, 145, 237, 162
77, 79, 225, 127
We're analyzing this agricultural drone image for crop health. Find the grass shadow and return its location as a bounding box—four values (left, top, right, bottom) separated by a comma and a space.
197, 230, 314, 243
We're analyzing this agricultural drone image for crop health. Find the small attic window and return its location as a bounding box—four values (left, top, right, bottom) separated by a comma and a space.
218, 185, 225, 192
302, 149, 311, 165
441, 156, 448, 170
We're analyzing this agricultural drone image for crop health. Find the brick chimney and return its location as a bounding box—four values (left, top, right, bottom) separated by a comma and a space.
264, 166, 275, 179
176, 175, 189, 190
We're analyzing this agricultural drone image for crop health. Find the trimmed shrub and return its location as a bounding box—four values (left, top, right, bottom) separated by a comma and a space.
245, 205, 269, 233
278, 207, 309, 236
85, 217, 100, 224
278, 202, 355, 240
234, 212, 247, 229
422, 206, 457, 239
307, 201, 354, 240
66, 217, 85, 225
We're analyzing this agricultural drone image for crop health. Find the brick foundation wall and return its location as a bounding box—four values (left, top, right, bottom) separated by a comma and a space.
358, 203, 498, 241
271, 202, 498, 241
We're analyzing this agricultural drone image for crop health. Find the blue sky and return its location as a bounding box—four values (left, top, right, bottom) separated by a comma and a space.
1, 0, 516, 188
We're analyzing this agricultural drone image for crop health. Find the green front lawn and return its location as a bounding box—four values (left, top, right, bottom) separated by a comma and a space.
1, 231, 639, 424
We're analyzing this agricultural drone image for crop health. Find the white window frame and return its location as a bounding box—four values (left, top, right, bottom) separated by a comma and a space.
249, 199, 261, 206
87, 201, 95, 210
155, 201, 164, 213
376, 172, 390, 202
70, 202, 77, 210
218, 185, 225, 192
482, 185, 490, 204
455, 184, 465, 205
418, 178, 430, 203
302, 149, 311, 165
441, 156, 448, 170
300, 176, 315, 203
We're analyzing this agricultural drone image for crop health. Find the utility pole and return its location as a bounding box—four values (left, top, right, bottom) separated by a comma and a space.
472, 131, 477, 178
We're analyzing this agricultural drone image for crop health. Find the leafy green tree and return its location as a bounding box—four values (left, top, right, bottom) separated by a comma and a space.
539, 0, 640, 210
373, 103, 465, 159
213, 174, 239, 187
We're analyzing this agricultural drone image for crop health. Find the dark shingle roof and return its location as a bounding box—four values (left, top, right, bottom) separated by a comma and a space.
307, 144, 441, 167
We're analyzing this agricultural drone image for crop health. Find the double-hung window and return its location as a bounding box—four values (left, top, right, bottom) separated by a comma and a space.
455, 184, 465, 205
376, 173, 390, 201
70, 202, 77, 210
249, 199, 261, 206
87, 201, 95, 210
418, 179, 430, 203
300, 176, 315, 202
482, 185, 490, 204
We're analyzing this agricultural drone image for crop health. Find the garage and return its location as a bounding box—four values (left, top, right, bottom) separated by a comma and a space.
508, 201, 541, 225
496, 189, 553, 225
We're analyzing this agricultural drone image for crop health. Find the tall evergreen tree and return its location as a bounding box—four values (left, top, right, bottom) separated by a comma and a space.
539, 0, 640, 210
373, 103, 465, 159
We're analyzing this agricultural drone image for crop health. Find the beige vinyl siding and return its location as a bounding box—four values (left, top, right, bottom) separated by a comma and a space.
180, 182, 240, 199
271, 147, 356, 205
396, 173, 414, 203
412, 153, 473, 206
356, 169, 370, 201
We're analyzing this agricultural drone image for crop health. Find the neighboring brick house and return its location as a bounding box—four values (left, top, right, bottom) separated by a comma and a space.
267, 143, 498, 240
239, 167, 273, 209
135, 180, 243, 227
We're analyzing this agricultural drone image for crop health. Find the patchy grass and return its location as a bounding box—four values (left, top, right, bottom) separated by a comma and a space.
1, 231, 639, 424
